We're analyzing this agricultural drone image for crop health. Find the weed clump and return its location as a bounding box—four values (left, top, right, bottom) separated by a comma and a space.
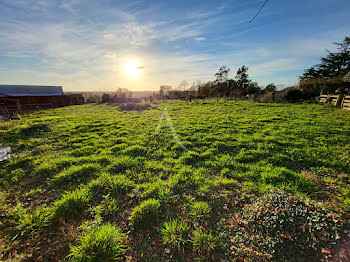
107, 155, 144, 173
129, 198, 161, 229
122, 145, 148, 157
138, 179, 171, 200
88, 173, 135, 196
179, 151, 201, 165
230, 190, 344, 261
110, 143, 128, 154
188, 201, 211, 220
50, 163, 100, 186
160, 218, 190, 250
91, 195, 119, 223
9, 168, 25, 182
70, 146, 95, 157
49, 189, 91, 222
8, 204, 49, 238
192, 228, 217, 256
68, 223, 126, 261
34, 156, 74, 177
120, 103, 151, 111
19, 123, 50, 137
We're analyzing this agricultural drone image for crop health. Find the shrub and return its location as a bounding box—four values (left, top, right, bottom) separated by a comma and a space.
160, 219, 190, 250
189, 201, 211, 219
129, 198, 161, 229
299, 77, 349, 98
101, 93, 111, 103
284, 88, 303, 102
68, 223, 126, 261
192, 228, 217, 256
120, 103, 151, 111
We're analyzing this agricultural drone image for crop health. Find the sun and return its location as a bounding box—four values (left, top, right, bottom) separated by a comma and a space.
124, 60, 141, 78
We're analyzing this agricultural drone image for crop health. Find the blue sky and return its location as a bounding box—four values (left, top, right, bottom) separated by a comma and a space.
0, 0, 349, 91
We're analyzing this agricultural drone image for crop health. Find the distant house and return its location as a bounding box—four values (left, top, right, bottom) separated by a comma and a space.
0, 85, 84, 116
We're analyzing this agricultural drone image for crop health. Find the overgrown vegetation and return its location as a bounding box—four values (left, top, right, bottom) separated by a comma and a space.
0, 101, 349, 261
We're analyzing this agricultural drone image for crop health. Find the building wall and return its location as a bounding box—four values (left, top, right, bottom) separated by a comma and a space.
0, 94, 84, 115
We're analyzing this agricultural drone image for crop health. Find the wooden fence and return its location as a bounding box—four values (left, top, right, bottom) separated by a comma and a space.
342, 95, 350, 110
0, 94, 84, 116
319, 94, 350, 109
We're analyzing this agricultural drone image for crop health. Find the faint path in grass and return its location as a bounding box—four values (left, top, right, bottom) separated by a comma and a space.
154, 107, 192, 152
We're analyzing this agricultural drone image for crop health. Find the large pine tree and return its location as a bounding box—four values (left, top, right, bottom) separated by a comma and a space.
301, 36, 350, 79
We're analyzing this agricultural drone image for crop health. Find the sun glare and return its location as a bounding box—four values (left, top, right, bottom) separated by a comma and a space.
124, 60, 141, 78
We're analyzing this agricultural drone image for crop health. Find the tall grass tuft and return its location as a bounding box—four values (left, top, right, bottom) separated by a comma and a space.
160, 218, 190, 250
50, 163, 100, 186
107, 155, 144, 174
87, 173, 135, 196
49, 188, 91, 222
192, 228, 217, 256
188, 201, 211, 220
129, 198, 161, 229
68, 223, 126, 261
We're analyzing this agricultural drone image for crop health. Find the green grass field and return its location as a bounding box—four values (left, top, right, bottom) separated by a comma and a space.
0, 100, 349, 261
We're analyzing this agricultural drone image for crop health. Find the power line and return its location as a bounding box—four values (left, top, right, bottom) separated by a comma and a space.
249, 0, 269, 23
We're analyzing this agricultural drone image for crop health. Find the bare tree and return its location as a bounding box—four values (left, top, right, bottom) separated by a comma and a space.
178, 80, 189, 91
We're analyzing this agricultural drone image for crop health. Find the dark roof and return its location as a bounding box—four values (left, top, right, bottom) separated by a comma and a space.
0, 85, 63, 97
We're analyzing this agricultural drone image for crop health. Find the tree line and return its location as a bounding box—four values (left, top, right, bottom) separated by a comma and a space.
97, 36, 350, 104
159, 36, 350, 102
158, 66, 277, 100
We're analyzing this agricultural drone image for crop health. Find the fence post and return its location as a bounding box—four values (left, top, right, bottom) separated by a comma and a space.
16, 100, 23, 114
336, 94, 344, 107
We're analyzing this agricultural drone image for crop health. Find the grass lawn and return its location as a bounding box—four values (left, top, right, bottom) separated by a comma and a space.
0, 100, 349, 261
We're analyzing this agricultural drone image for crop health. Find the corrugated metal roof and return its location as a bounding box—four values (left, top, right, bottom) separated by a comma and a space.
0, 85, 63, 97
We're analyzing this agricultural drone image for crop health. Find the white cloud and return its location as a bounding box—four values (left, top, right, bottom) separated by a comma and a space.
0, 0, 349, 91
194, 37, 206, 41
103, 34, 115, 40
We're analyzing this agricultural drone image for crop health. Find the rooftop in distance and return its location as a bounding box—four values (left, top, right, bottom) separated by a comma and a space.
0, 85, 63, 97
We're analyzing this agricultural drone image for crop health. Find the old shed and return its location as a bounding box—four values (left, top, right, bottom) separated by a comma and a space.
0, 85, 84, 116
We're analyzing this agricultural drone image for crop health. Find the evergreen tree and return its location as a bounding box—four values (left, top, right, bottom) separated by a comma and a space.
301, 36, 350, 79
236, 66, 251, 94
